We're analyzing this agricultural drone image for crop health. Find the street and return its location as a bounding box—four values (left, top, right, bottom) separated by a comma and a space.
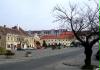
0, 48, 84, 70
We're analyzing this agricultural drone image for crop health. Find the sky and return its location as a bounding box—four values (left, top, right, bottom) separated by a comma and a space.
0, 0, 96, 31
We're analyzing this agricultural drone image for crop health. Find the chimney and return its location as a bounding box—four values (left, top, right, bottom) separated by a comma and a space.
4, 25, 6, 28
17, 24, 19, 30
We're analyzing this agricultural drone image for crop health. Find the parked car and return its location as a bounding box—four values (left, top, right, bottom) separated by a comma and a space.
96, 50, 99, 60
17, 48, 24, 51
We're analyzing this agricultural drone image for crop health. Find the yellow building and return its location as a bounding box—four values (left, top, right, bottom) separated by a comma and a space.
0, 26, 36, 50
33, 33, 42, 48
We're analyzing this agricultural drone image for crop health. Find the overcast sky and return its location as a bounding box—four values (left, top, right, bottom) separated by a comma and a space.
0, 0, 96, 31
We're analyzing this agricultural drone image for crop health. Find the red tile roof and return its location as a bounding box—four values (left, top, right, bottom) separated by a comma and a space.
59, 32, 74, 35
58, 32, 74, 39
41, 35, 57, 39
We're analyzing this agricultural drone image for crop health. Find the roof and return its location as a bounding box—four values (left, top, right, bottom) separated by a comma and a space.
59, 32, 74, 35
41, 32, 74, 39
29, 29, 67, 34
58, 32, 74, 39
0, 26, 29, 36
18, 27, 29, 36
41, 35, 57, 39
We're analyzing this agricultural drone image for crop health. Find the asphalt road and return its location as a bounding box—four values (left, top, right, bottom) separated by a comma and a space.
0, 48, 84, 70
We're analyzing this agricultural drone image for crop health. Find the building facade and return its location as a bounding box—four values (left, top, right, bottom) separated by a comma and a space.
41, 32, 75, 47
0, 26, 40, 50
27, 29, 67, 36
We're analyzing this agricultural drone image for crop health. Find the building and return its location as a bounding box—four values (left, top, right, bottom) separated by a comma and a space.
41, 32, 75, 47
0, 25, 39, 50
27, 29, 67, 36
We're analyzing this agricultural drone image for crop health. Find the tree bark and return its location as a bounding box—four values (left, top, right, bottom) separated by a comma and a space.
84, 46, 92, 66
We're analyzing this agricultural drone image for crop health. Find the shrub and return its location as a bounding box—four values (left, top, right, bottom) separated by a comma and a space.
0, 47, 6, 55
58, 46, 61, 49
51, 45, 56, 50
42, 40, 47, 49
5, 50, 15, 58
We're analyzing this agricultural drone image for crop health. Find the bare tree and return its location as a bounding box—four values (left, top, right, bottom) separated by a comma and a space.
53, 1, 99, 69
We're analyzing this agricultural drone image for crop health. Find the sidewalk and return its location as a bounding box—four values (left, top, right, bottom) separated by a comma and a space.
0, 47, 99, 70
34, 53, 99, 70
0, 47, 82, 64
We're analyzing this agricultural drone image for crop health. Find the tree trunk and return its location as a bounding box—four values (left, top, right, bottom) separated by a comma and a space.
84, 46, 92, 66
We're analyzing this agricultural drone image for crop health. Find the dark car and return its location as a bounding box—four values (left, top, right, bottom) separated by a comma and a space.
17, 48, 24, 51
96, 50, 99, 60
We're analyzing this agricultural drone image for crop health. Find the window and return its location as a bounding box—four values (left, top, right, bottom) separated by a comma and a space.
7, 45, 10, 48
8, 37, 10, 40
0, 36, 1, 39
17, 38, 20, 41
